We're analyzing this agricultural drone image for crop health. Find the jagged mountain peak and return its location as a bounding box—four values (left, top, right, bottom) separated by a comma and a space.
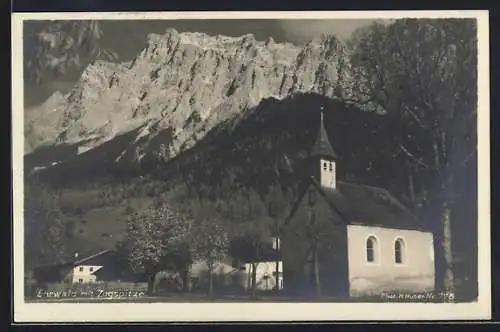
25, 28, 357, 173
143, 29, 301, 61
265, 36, 275, 46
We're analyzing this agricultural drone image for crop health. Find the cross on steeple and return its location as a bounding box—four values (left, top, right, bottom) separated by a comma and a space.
310, 107, 337, 160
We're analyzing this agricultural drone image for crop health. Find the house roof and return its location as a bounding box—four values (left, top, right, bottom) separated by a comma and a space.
285, 177, 429, 232
74, 250, 112, 265
309, 111, 337, 160
32, 250, 113, 271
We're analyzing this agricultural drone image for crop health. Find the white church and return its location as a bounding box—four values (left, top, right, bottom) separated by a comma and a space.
278, 111, 436, 298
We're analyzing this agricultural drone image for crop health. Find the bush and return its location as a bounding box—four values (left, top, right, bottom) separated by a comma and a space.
125, 205, 134, 214
155, 272, 184, 293
189, 270, 246, 295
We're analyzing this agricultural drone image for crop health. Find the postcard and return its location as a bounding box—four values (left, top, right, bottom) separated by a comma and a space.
12, 10, 491, 322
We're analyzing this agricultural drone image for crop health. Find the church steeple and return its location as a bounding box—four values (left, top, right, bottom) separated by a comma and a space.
310, 110, 337, 160
309, 108, 337, 189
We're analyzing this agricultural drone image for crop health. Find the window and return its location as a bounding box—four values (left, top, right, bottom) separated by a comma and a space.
366, 236, 377, 263
78, 279, 83, 284
272, 237, 280, 250
323, 162, 327, 170
395, 238, 405, 264
329, 162, 333, 171
79, 266, 84, 272
89, 267, 94, 272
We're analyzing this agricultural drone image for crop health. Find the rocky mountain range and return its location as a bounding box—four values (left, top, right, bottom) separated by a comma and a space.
25, 27, 360, 174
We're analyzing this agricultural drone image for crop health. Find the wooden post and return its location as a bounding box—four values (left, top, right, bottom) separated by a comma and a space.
251, 262, 258, 298
274, 236, 280, 293
275, 260, 280, 293
313, 243, 321, 298
442, 201, 454, 299
208, 264, 214, 300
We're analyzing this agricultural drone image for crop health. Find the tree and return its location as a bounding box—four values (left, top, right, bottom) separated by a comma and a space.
125, 204, 191, 295
305, 203, 322, 298
190, 214, 229, 299
231, 191, 273, 297
232, 220, 271, 297
264, 185, 289, 293
24, 180, 73, 269
165, 242, 193, 293
177, 196, 235, 296
229, 190, 273, 297
348, 19, 477, 295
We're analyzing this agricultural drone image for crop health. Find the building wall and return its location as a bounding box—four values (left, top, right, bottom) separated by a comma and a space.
243, 261, 283, 291
347, 224, 435, 297
72, 265, 103, 284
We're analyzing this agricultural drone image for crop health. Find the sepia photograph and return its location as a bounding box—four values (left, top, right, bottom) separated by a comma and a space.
12, 11, 490, 322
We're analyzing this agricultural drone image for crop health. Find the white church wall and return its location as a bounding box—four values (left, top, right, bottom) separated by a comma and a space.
346, 225, 435, 297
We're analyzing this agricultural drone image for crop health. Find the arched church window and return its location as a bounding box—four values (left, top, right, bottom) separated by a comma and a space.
366, 236, 377, 263
395, 238, 405, 264
329, 162, 333, 171
323, 162, 327, 170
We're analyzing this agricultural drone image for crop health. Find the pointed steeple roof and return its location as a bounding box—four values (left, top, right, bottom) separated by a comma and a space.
310, 109, 337, 160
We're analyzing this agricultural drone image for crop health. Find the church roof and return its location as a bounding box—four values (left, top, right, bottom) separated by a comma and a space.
284, 177, 430, 232
309, 112, 338, 160
282, 109, 428, 232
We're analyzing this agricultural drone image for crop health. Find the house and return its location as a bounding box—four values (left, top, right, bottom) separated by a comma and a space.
281, 111, 435, 298
33, 250, 118, 285
187, 248, 284, 293
241, 237, 284, 291
189, 259, 244, 292
70, 250, 114, 284
242, 259, 283, 292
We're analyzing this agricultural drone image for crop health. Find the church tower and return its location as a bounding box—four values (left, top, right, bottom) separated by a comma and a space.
309, 109, 338, 190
